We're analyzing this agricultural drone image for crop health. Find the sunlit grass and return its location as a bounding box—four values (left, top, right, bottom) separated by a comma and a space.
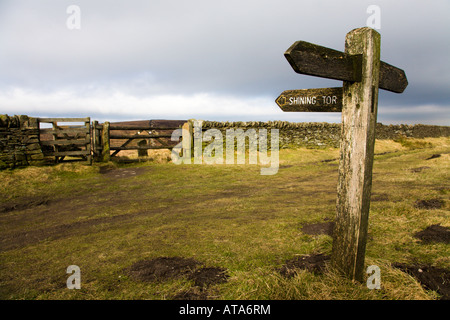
0, 137, 448, 299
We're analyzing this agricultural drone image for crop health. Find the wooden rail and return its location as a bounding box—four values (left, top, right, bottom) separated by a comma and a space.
109, 134, 173, 139
108, 126, 179, 130
39, 128, 89, 134
40, 138, 90, 146
110, 146, 175, 150
38, 117, 90, 123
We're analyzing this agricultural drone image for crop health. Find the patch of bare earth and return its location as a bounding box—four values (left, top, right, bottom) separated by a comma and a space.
393, 263, 450, 300
127, 257, 201, 282
98, 166, 150, 179
279, 253, 330, 277
172, 267, 229, 300
126, 257, 229, 300
414, 198, 445, 210
414, 224, 450, 244
188, 267, 229, 287
0, 197, 51, 214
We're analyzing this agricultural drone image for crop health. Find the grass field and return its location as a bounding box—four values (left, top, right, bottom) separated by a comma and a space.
0, 137, 449, 300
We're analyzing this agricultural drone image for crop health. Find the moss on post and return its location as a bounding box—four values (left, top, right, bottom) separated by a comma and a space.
101, 121, 110, 162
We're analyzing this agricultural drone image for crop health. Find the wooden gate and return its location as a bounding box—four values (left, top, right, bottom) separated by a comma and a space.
105, 120, 184, 162
38, 117, 92, 164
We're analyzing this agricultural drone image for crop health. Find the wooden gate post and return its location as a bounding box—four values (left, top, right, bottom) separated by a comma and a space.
101, 121, 110, 162
92, 120, 100, 162
330, 27, 381, 282
181, 121, 193, 160
86, 117, 92, 165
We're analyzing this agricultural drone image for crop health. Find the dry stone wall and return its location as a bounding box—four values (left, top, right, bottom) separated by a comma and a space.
201, 121, 450, 149
1, 114, 449, 169
0, 115, 45, 169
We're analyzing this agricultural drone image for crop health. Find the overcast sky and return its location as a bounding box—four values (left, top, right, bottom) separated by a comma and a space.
0, 0, 449, 125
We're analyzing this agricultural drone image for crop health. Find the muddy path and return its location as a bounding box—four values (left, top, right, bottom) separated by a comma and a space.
0, 165, 257, 252
0, 167, 169, 251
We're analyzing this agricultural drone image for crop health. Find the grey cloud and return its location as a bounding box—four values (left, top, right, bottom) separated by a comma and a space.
0, 0, 449, 124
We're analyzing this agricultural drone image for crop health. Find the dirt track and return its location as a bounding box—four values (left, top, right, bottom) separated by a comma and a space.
0, 167, 156, 251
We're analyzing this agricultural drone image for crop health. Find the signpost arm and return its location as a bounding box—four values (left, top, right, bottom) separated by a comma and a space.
331, 27, 381, 282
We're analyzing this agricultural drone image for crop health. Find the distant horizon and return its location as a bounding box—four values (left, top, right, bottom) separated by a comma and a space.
4, 112, 449, 128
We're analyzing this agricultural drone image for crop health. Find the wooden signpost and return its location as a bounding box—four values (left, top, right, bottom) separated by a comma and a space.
277, 27, 407, 282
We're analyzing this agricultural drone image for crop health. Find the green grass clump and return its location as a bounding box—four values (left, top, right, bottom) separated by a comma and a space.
394, 136, 433, 150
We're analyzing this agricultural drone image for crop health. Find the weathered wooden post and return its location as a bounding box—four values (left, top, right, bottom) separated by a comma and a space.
92, 120, 97, 161
331, 28, 380, 282
92, 120, 103, 162
137, 140, 148, 157
181, 121, 193, 160
276, 27, 407, 282
101, 121, 110, 162
86, 117, 92, 165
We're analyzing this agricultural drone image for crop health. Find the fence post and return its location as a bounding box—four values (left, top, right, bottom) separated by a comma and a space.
191, 119, 203, 163
138, 139, 148, 157
182, 121, 193, 160
102, 121, 110, 162
92, 120, 98, 162
86, 117, 92, 165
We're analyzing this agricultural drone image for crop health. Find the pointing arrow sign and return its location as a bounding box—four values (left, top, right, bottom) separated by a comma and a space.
378, 60, 409, 94
276, 87, 343, 112
284, 41, 408, 93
